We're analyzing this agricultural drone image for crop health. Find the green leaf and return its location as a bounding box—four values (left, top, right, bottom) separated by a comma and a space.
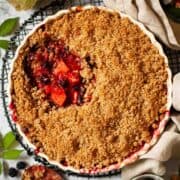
0, 40, 9, 50
0, 17, 19, 36
0, 133, 3, 149
0, 161, 2, 175
167, 7, 180, 18
3, 131, 16, 149
2, 149, 23, 160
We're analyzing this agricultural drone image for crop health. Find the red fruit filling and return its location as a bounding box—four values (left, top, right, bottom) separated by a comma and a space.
25, 39, 87, 107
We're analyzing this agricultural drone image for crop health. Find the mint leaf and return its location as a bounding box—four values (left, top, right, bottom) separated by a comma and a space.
3, 131, 16, 149
2, 149, 23, 160
0, 40, 9, 50
0, 161, 2, 175
0, 17, 19, 36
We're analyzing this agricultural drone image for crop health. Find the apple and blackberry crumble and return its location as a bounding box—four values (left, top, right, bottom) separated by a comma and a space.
22, 165, 62, 180
9, 6, 171, 172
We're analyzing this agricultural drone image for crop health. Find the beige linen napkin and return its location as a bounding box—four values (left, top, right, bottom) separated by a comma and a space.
103, 0, 180, 50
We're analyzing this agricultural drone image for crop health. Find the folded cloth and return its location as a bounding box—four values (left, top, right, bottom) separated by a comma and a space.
121, 159, 166, 179
103, 0, 180, 50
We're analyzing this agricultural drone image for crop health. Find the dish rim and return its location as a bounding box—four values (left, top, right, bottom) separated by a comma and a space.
8, 5, 172, 175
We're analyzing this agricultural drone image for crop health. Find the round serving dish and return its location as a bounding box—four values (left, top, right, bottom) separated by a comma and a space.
8, 5, 172, 176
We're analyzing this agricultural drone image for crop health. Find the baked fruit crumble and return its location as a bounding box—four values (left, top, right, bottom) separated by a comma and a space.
10, 7, 170, 171
24, 38, 90, 107
22, 165, 62, 180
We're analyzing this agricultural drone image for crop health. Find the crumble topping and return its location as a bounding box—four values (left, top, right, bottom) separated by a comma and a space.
10, 7, 168, 169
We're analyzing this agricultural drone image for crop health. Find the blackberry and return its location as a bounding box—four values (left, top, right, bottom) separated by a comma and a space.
16, 161, 27, 170
73, 85, 80, 91
8, 168, 18, 177
42, 61, 52, 70
58, 79, 69, 88
40, 75, 50, 84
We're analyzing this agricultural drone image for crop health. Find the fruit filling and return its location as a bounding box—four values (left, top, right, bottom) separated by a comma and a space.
25, 39, 88, 107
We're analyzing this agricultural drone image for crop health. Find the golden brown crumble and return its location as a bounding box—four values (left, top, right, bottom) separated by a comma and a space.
11, 7, 168, 169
